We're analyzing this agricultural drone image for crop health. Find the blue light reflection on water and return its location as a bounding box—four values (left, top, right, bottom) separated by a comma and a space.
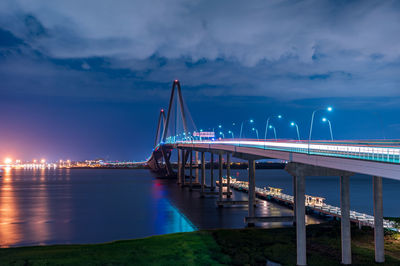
152, 179, 196, 234
0, 169, 195, 247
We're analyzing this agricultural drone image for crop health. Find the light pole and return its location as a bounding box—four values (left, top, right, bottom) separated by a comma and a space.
228, 130, 234, 138
264, 115, 282, 140
269, 125, 277, 141
322, 118, 334, 141
308, 107, 332, 153
239, 119, 254, 139
252, 128, 259, 140
290, 122, 301, 141
219, 132, 225, 139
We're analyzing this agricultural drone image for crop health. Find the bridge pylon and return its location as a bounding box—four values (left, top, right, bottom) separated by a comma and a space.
148, 80, 192, 178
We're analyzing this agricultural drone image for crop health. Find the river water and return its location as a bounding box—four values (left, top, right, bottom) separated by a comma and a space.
0, 167, 399, 247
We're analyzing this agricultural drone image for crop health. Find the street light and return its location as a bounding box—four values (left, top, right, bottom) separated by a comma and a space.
269, 125, 277, 141
239, 119, 254, 139
264, 115, 282, 140
308, 106, 332, 153
219, 131, 225, 139
228, 130, 234, 138
290, 122, 301, 141
322, 118, 334, 141
252, 127, 259, 140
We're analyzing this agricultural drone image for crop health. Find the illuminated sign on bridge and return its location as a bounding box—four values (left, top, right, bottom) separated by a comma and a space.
193, 131, 215, 138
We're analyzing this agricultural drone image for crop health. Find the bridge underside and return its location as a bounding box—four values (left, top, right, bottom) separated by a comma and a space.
147, 146, 175, 178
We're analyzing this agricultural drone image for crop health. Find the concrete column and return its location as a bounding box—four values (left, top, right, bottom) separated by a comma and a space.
195, 151, 199, 183
340, 176, 351, 265
373, 176, 384, 263
248, 160, 256, 225
177, 149, 181, 185
210, 153, 214, 191
189, 150, 193, 190
218, 153, 223, 202
226, 153, 231, 198
201, 152, 205, 195
292, 175, 297, 224
181, 149, 186, 186
296, 175, 306, 266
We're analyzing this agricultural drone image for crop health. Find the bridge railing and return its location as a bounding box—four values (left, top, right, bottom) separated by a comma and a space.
166, 139, 400, 164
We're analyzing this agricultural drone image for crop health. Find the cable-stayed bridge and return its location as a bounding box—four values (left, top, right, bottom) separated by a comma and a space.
147, 80, 399, 265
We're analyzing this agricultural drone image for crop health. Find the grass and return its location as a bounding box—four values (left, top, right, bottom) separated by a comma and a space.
1, 222, 399, 265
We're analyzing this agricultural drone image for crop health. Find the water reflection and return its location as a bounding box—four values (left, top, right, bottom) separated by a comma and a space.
2, 168, 395, 247
152, 179, 196, 234
0, 169, 197, 247
28, 168, 50, 245
0, 167, 22, 247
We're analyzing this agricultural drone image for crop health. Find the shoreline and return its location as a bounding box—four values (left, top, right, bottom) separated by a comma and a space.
60, 162, 286, 170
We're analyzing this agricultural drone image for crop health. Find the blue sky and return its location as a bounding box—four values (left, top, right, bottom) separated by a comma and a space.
0, 0, 399, 161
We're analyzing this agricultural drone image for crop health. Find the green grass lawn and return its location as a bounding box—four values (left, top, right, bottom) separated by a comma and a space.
1, 222, 399, 265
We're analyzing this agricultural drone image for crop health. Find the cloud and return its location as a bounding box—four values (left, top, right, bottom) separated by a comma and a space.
0, 0, 399, 103
1, 0, 399, 62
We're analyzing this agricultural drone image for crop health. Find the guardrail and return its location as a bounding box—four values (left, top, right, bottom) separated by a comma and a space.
166, 139, 400, 164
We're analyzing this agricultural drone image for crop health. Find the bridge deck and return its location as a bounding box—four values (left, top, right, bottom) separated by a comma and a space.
167, 140, 400, 180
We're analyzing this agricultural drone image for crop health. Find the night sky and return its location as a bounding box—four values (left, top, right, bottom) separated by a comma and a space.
0, 0, 399, 161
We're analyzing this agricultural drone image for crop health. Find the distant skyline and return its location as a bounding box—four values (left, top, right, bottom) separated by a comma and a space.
0, 0, 400, 161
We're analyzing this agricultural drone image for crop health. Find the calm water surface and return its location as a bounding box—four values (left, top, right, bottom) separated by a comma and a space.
0, 168, 399, 247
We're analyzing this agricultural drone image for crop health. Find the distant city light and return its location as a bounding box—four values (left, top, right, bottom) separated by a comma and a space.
278, 115, 282, 119
250, 119, 254, 123
40, 159, 46, 164
4, 158, 12, 164
327, 107, 333, 112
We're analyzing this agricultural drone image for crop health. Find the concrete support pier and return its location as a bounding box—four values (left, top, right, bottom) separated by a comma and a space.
292, 175, 297, 225
177, 149, 182, 185
296, 175, 306, 266
218, 153, 223, 203
248, 159, 256, 226
340, 175, 351, 265
195, 151, 199, 183
373, 176, 384, 263
226, 153, 231, 198
201, 152, 205, 196
181, 149, 186, 186
189, 150, 193, 190
285, 162, 355, 266
210, 153, 214, 191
